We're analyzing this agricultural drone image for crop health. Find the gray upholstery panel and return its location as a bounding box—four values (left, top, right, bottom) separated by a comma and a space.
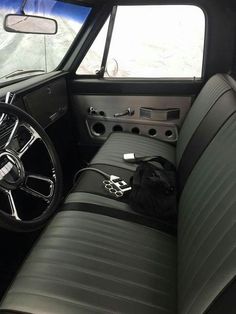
91, 132, 175, 170
1, 211, 177, 314
176, 74, 233, 165
178, 114, 236, 314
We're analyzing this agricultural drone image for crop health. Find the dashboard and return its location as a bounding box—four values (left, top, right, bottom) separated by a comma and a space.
0, 72, 73, 192
0, 72, 69, 129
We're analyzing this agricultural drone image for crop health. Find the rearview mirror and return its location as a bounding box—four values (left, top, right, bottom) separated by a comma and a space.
4, 14, 58, 35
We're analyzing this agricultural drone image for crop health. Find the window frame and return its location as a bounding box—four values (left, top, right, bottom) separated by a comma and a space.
60, 3, 113, 74
74, 4, 208, 81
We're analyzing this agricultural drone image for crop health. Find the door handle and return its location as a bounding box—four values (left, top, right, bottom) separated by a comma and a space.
114, 108, 135, 117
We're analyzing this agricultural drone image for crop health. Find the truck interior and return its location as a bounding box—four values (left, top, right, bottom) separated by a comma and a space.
0, 0, 235, 313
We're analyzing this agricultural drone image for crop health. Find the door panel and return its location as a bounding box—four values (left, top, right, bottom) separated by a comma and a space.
71, 93, 192, 145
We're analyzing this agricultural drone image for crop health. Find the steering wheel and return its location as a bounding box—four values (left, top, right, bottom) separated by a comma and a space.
0, 102, 62, 232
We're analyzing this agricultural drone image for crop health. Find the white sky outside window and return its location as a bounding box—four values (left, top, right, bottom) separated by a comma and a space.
77, 5, 205, 78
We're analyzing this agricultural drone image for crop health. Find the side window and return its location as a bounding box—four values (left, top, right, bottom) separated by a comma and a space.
77, 5, 205, 79
77, 19, 109, 75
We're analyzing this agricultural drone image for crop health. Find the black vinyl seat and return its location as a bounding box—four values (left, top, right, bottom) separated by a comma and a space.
0, 74, 236, 313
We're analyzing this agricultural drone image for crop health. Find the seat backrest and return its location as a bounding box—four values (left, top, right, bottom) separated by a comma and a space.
178, 113, 236, 313
176, 74, 236, 166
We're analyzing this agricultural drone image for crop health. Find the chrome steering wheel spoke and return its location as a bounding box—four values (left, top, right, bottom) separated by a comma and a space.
4, 117, 20, 150
0, 113, 7, 127
20, 173, 55, 203
3, 117, 41, 159
17, 124, 41, 158
5, 190, 21, 221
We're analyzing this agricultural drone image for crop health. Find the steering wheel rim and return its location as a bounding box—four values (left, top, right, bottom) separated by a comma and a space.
0, 102, 62, 232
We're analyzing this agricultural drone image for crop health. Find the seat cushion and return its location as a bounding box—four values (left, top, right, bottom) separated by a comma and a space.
0, 211, 177, 314
73, 164, 133, 201
67, 163, 177, 234
91, 132, 176, 171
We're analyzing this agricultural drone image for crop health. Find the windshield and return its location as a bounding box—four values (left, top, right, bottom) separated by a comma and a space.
0, 0, 91, 84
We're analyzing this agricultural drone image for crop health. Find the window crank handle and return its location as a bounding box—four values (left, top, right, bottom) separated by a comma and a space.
114, 108, 134, 117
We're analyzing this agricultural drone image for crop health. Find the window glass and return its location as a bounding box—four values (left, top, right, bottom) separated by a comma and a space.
77, 19, 109, 75
106, 5, 205, 78
77, 5, 205, 78
0, 0, 91, 83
